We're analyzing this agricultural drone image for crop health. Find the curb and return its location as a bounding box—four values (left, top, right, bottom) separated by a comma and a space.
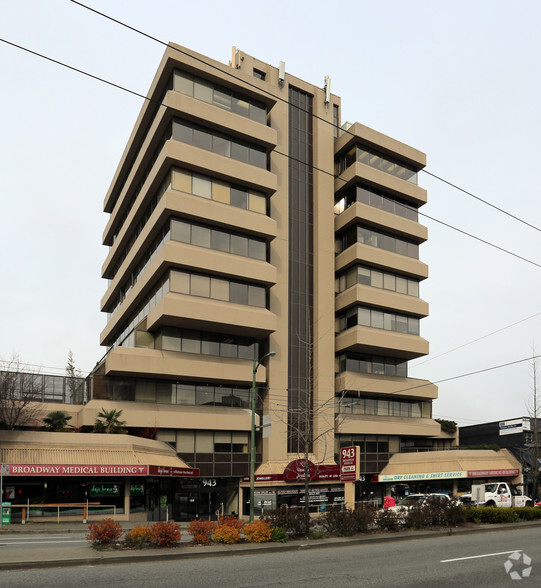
2, 521, 541, 571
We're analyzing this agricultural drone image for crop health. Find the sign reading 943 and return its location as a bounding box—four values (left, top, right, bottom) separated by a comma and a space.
340, 446, 359, 482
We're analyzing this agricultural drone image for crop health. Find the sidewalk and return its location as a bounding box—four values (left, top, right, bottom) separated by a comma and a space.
1, 519, 541, 571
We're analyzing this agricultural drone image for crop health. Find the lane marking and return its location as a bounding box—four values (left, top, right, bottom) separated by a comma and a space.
0, 536, 77, 540
441, 550, 522, 563
0, 539, 88, 545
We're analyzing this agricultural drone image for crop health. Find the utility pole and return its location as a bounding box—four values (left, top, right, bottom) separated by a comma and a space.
533, 354, 539, 502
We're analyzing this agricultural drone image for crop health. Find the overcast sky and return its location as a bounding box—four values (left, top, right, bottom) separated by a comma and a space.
1, 0, 540, 427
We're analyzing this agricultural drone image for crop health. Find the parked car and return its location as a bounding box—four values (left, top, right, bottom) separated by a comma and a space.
386, 493, 455, 517
535, 500, 541, 507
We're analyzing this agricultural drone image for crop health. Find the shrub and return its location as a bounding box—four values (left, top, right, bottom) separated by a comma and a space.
309, 529, 326, 540
124, 525, 153, 548
212, 524, 242, 544
465, 506, 519, 524
404, 505, 433, 529
492, 508, 519, 523
187, 519, 216, 545
376, 508, 400, 532
270, 526, 288, 543
516, 507, 541, 521
403, 497, 466, 529
321, 505, 377, 536
353, 504, 378, 533
243, 520, 272, 543
321, 509, 358, 537
217, 515, 245, 530
265, 508, 311, 537
444, 501, 468, 527
150, 521, 181, 547
86, 518, 123, 545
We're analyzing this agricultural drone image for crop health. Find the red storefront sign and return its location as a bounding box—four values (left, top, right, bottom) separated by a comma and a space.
148, 465, 200, 477
242, 462, 341, 483
283, 459, 340, 482
467, 469, 520, 478
241, 474, 284, 483
2, 464, 199, 477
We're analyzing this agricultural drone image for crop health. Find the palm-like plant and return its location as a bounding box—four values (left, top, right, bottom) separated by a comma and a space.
93, 408, 127, 434
42, 410, 73, 432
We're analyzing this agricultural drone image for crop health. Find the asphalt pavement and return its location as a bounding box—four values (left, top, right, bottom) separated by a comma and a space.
1, 519, 541, 571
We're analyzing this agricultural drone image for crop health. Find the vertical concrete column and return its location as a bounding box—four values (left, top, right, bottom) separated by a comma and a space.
344, 482, 355, 510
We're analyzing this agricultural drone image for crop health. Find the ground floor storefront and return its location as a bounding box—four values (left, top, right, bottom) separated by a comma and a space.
375, 448, 524, 499
0, 465, 206, 522
1, 435, 527, 524
1, 474, 244, 523
240, 458, 349, 516
243, 484, 344, 516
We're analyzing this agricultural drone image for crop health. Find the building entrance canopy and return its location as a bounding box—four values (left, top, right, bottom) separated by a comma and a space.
0, 431, 198, 477
375, 449, 521, 483
242, 459, 340, 484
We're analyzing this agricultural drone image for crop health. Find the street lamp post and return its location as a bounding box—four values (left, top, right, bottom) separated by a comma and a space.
250, 350, 276, 523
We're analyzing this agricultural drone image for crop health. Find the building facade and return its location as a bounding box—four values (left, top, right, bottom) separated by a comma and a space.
1, 45, 453, 520
460, 417, 541, 498
89, 43, 449, 517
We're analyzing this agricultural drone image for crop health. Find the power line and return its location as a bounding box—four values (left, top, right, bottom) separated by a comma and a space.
261, 352, 541, 408
0, 359, 90, 376
2, 35, 541, 386
0, 38, 150, 103
419, 212, 541, 269
1, 35, 539, 272
68, 0, 541, 235
411, 310, 541, 369
422, 169, 541, 233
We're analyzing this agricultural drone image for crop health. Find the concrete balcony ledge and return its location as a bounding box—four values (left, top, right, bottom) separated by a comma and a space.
335, 325, 429, 360
336, 414, 441, 437
335, 371, 438, 400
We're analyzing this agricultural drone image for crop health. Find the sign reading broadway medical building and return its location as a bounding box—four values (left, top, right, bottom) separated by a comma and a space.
3, 464, 199, 477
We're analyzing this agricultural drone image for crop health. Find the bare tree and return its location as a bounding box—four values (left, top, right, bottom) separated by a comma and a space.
273, 323, 343, 514
0, 355, 44, 429
282, 394, 340, 514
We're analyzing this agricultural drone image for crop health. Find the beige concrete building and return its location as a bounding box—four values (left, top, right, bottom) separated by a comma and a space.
2, 44, 453, 521
87, 43, 449, 517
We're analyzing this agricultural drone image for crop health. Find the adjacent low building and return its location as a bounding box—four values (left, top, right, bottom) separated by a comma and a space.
460, 417, 541, 498
376, 449, 523, 498
0, 430, 197, 522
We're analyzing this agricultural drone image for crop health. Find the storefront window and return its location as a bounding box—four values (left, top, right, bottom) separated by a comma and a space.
243, 485, 344, 516
130, 483, 145, 513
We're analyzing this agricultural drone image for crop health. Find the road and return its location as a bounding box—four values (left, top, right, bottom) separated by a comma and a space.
0, 533, 89, 562
2, 527, 541, 587
0, 529, 193, 563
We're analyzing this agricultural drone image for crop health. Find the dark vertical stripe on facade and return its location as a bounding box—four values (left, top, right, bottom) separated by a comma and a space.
288, 87, 314, 454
